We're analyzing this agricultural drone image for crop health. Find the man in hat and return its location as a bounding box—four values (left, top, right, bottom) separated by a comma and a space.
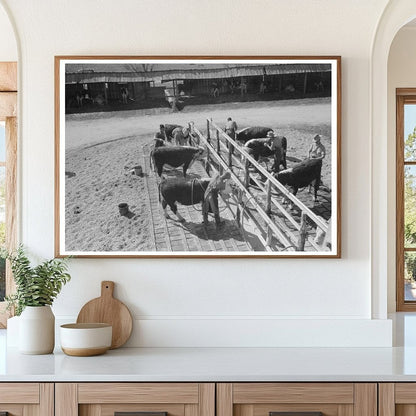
308, 134, 326, 160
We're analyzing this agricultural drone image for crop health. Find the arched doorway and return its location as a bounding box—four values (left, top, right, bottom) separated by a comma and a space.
371, 1, 416, 318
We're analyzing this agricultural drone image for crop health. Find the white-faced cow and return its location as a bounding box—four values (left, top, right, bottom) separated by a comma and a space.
276, 158, 322, 201
164, 124, 183, 141
155, 124, 183, 143
243, 135, 288, 172
159, 171, 232, 226
151, 145, 206, 178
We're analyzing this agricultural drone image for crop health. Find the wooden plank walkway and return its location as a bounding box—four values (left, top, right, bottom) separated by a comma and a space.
142, 143, 252, 253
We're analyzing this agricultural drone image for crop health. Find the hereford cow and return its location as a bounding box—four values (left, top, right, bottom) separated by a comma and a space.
159, 171, 232, 226
151, 146, 206, 178
164, 124, 183, 141
275, 158, 322, 201
172, 126, 191, 146
236, 126, 273, 143
155, 124, 183, 143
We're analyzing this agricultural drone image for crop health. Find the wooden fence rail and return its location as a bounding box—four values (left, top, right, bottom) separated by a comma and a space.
207, 119, 329, 234
192, 127, 294, 251
189, 119, 330, 252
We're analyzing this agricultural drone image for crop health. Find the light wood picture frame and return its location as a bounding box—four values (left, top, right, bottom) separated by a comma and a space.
55, 56, 341, 258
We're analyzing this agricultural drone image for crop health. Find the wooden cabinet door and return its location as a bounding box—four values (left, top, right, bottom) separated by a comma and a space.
55, 383, 215, 416
217, 383, 377, 416
379, 383, 416, 416
0, 383, 53, 416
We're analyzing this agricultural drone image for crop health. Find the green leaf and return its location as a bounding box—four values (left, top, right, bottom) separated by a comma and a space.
5, 245, 71, 315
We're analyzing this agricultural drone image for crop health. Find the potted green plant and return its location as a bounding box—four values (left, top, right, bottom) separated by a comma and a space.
5, 246, 71, 354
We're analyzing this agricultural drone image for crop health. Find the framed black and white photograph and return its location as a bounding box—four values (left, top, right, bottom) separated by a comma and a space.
55, 56, 341, 258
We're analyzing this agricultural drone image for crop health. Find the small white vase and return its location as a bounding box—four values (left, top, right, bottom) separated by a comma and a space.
19, 306, 55, 354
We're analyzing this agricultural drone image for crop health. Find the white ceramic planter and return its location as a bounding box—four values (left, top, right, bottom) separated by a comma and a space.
19, 306, 55, 354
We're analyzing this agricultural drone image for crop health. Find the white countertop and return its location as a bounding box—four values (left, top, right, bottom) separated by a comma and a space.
2, 346, 416, 382
2, 313, 416, 382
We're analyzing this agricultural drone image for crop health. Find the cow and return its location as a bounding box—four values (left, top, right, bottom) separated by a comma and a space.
159, 171, 232, 226
172, 126, 191, 146
243, 133, 287, 172
155, 124, 183, 143
275, 158, 322, 201
153, 137, 166, 148
236, 126, 273, 143
164, 124, 183, 141
150, 146, 206, 178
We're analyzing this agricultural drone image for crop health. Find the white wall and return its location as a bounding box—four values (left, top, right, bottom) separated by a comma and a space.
387, 26, 416, 312
0, 0, 394, 347
0, 3, 16, 61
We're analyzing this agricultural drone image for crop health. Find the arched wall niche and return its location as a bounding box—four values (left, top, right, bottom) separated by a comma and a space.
371, 0, 416, 318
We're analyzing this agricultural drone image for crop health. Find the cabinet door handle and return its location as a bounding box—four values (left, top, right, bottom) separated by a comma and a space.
115, 412, 168, 416
270, 413, 323, 416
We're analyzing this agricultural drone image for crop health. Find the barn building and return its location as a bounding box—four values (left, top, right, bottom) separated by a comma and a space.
65, 63, 331, 113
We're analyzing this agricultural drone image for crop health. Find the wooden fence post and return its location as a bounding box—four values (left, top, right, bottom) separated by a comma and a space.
228, 143, 233, 168
207, 119, 211, 144
297, 211, 307, 251
266, 179, 272, 215
244, 158, 250, 188
206, 148, 211, 176
216, 129, 224, 175
266, 226, 273, 247
236, 189, 243, 226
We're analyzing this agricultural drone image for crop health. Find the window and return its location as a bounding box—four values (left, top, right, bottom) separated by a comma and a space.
397, 89, 416, 311
0, 62, 17, 326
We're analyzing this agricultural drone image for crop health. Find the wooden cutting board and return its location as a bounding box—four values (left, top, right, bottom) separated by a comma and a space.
76, 281, 133, 349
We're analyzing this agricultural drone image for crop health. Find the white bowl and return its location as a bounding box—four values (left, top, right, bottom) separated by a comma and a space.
60, 323, 112, 356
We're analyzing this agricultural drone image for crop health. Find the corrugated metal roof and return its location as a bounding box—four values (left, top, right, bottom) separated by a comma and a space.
65, 63, 331, 84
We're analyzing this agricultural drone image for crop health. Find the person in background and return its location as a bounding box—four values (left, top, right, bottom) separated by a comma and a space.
308, 134, 326, 160
240, 78, 247, 95
229, 79, 236, 95
121, 87, 128, 104
224, 117, 238, 155
224, 117, 238, 140
212, 83, 219, 98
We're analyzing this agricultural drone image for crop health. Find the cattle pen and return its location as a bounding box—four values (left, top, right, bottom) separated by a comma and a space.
63, 99, 334, 255
189, 119, 330, 253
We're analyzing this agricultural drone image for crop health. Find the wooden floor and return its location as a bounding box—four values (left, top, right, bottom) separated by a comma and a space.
142, 139, 331, 253
142, 143, 251, 253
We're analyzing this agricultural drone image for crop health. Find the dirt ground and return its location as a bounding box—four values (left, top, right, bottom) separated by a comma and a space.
64, 97, 332, 252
